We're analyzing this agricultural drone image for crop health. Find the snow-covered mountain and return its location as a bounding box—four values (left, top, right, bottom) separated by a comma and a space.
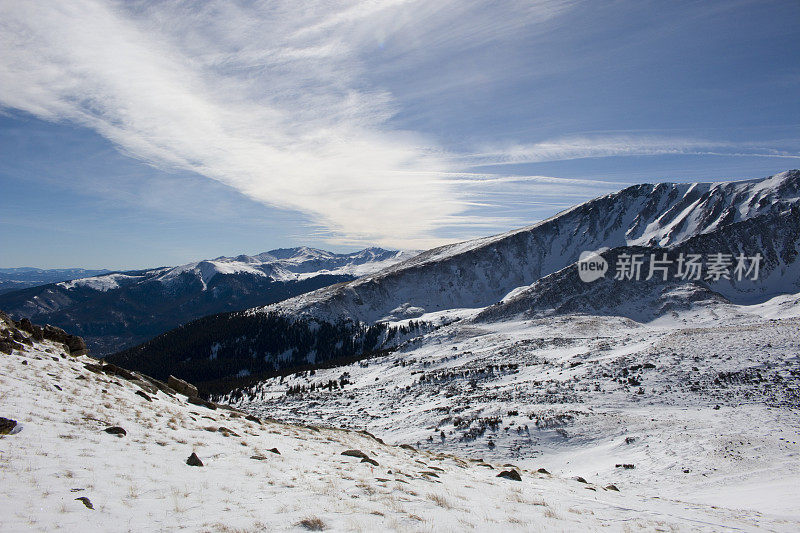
0, 247, 413, 355
265, 170, 800, 323
106, 171, 800, 392
0, 267, 111, 295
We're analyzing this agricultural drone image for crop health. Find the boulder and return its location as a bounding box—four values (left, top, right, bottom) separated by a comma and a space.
103, 426, 127, 437
135, 390, 152, 402
497, 470, 522, 481
341, 449, 370, 460
168, 375, 198, 397
186, 452, 203, 467
187, 396, 217, 410
0, 417, 18, 435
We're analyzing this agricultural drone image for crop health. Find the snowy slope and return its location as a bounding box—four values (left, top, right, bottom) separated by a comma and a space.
226, 299, 800, 527
264, 170, 800, 323
2, 315, 782, 531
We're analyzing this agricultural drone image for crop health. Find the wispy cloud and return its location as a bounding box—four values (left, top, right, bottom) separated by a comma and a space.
460, 136, 800, 167
1, 1, 797, 251
0, 0, 576, 249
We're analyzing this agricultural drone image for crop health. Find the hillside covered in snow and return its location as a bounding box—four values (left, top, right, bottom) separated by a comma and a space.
2, 312, 795, 532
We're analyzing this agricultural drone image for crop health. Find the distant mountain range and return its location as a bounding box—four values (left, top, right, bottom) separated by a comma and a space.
0, 268, 111, 295
0, 247, 414, 355
108, 170, 800, 390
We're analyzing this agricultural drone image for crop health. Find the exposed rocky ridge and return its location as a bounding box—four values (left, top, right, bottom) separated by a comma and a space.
476, 205, 800, 322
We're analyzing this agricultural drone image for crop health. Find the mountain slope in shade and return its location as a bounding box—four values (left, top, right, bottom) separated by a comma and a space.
264, 170, 800, 324
0, 247, 413, 355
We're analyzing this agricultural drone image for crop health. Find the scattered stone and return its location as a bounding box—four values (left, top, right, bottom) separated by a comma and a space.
103, 426, 127, 437
574, 476, 588, 483
186, 452, 203, 467
187, 396, 217, 410
537, 468, 550, 475
102, 363, 136, 381
604, 484, 620, 492
268, 448, 280, 455
217, 427, 240, 437
53, 384, 62, 391
615, 464, 635, 470
245, 414, 261, 423
168, 375, 198, 397
131, 379, 159, 395
21, 360, 27, 365
250, 455, 268, 461
625, 436, 637, 444
83, 363, 104, 374
497, 470, 522, 481
361, 457, 379, 466
420, 471, 439, 478
341, 449, 370, 460
400, 444, 416, 451
75, 497, 94, 510
0, 417, 18, 435
135, 390, 152, 402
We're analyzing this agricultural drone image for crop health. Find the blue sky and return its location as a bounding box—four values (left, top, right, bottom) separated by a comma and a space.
1, 0, 798, 269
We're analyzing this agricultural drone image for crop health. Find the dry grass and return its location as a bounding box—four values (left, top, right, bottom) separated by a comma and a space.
297, 516, 326, 530
426, 492, 453, 509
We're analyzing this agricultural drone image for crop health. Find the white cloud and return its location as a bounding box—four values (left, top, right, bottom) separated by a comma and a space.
1, 1, 796, 250
460, 135, 800, 167
0, 1, 494, 247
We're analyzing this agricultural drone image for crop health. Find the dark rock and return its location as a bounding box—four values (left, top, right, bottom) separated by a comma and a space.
574, 476, 588, 483
187, 396, 217, 410
0, 417, 18, 435
186, 452, 203, 467
104, 426, 127, 437
250, 455, 268, 461
361, 457, 379, 466
497, 470, 522, 481
268, 447, 280, 455
53, 384, 62, 391
341, 449, 370, 460
75, 497, 94, 509
615, 464, 635, 470
625, 436, 637, 444
0, 339, 19, 354
420, 470, 439, 477
605, 484, 620, 492
536, 468, 550, 474
131, 379, 159, 395
400, 444, 416, 451
168, 375, 198, 397
83, 363, 104, 374
217, 427, 240, 437
135, 390, 152, 402
17, 318, 34, 334
31, 326, 44, 342
245, 414, 261, 423
102, 363, 136, 381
